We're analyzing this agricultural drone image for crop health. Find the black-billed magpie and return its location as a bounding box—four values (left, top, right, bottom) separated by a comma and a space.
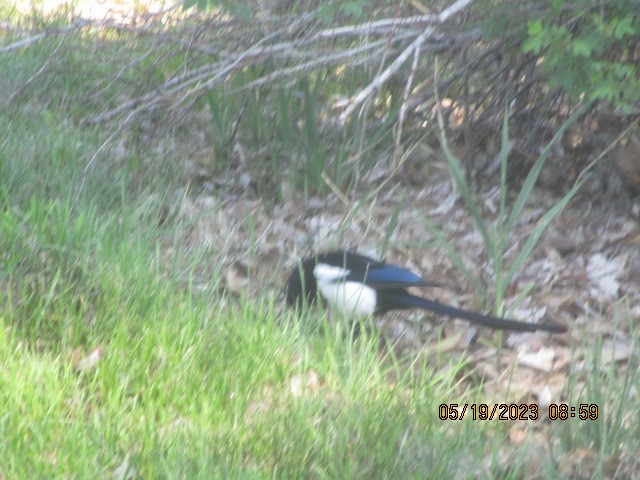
285, 251, 567, 333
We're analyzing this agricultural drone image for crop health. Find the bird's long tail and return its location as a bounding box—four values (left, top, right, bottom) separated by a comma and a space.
397, 294, 566, 333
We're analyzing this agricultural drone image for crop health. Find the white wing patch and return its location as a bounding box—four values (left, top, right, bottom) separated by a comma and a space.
314, 263, 377, 317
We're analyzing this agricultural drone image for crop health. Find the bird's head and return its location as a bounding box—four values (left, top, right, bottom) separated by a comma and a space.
284, 256, 319, 310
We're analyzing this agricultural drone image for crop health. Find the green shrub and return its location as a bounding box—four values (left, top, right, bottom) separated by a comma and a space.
522, 0, 639, 111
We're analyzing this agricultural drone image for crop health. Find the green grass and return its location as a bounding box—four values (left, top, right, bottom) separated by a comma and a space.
1, 10, 639, 479
0, 197, 495, 478
429, 102, 589, 317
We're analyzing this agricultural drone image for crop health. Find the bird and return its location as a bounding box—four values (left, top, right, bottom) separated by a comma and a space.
285, 250, 567, 333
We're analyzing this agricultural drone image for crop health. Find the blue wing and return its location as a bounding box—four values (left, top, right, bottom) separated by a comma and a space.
346, 264, 429, 289
314, 252, 447, 290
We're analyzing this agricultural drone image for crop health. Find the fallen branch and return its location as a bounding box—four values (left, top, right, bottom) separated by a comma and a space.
336, 0, 475, 123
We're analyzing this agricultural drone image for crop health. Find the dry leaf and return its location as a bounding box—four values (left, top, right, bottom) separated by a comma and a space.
508, 426, 529, 446
516, 346, 569, 373
600, 338, 631, 365
587, 253, 625, 300
531, 372, 567, 406
74, 346, 105, 373
113, 453, 137, 480
289, 370, 320, 397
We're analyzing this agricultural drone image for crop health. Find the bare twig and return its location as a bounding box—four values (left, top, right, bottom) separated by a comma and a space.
393, 40, 421, 167
73, 125, 124, 207
77, 0, 478, 125
0, 19, 87, 53
336, 0, 475, 124
336, 28, 435, 123
4, 36, 65, 107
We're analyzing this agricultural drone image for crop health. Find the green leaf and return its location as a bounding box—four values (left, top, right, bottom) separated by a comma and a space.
523, 21, 546, 54
221, 0, 252, 19
341, 1, 364, 19
522, 37, 544, 55
527, 20, 543, 36
611, 16, 636, 39
316, 2, 336, 23
571, 38, 594, 57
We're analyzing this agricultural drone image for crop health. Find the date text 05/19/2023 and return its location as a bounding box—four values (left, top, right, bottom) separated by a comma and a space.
439, 403, 599, 421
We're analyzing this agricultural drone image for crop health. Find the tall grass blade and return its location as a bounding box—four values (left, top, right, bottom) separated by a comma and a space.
506, 103, 587, 233
438, 132, 497, 262
380, 197, 403, 259
505, 177, 584, 286
421, 213, 485, 299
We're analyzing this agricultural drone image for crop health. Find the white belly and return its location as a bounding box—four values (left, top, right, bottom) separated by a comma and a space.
314, 264, 377, 317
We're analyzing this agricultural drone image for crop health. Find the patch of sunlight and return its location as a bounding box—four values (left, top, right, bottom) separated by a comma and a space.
10, 0, 176, 22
